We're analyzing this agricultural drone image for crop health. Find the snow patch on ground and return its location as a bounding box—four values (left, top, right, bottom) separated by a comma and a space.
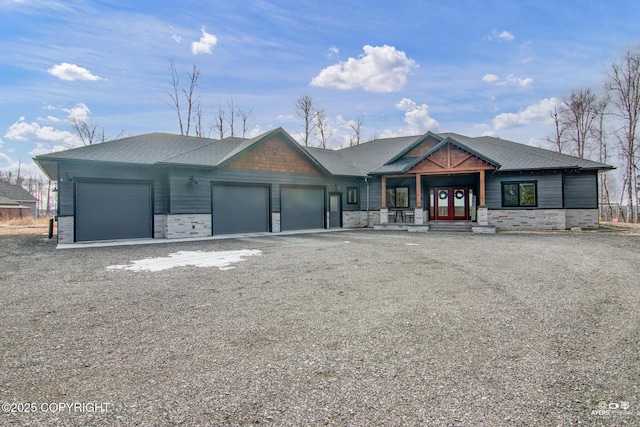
106, 249, 262, 272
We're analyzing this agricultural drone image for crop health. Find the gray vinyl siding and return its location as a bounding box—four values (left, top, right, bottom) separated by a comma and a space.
368, 179, 383, 210
485, 171, 563, 209
563, 170, 598, 208
57, 162, 167, 216
169, 168, 363, 214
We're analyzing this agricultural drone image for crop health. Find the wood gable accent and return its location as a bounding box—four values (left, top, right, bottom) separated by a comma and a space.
223, 136, 322, 175
401, 136, 440, 159
410, 142, 496, 174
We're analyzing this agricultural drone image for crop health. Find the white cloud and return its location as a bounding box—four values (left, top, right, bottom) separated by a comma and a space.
482, 73, 533, 88
63, 103, 91, 122
493, 97, 561, 130
311, 45, 418, 92
396, 98, 439, 134
0, 153, 11, 167
48, 63, 102, 81
4, 117, 81, 147
482, 73, 499, 84
497, 30, 514, 41
172, 34, 181, 43
36, 115, 60, 123
488, 29, 515, 41
327, 46, 339, 57
191, 27, 217, 55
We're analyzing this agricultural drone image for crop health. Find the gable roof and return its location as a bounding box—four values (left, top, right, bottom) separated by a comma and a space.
0, 180, 37, 202
34, 129, 614, 181
371, 136, 502, 175
439, 133, 611, 171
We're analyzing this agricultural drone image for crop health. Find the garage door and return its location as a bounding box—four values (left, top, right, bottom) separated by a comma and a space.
75, 181, 152, 242
280, 186, 325, 231
211, 184, 270, 235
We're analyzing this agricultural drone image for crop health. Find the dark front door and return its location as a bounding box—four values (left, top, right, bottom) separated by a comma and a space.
434, 187, 469, 220
329, 193, 341, 228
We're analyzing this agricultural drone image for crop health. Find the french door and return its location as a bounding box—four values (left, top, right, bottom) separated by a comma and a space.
432, 187, 469, 220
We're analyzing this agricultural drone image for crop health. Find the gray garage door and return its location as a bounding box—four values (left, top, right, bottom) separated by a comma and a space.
75, 181, 152, 242
211, 184, 270, 235
280, 186, 324, 231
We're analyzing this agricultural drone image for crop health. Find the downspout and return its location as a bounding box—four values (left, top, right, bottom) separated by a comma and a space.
365, 177, 370, 227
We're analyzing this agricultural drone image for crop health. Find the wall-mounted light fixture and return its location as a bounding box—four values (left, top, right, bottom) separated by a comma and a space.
52, 187, 58, 193
60, 172, 72, 182
189, 176, 198, 185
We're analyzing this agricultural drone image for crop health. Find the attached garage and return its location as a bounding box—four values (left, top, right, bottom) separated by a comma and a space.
280, 185, 325, 231
75, 181, 152, 242
211, 184, 270, 235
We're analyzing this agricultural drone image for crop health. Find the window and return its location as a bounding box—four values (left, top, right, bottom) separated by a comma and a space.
502, 181, 537, 207
386, 186, 409, 208
347, 187, 358, 204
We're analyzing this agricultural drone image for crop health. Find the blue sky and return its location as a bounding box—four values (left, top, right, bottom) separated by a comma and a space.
1, 0, 639, 180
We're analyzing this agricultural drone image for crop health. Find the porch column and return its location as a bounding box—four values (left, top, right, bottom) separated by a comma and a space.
479, 170, 486, 206
415, 174, 422, 207
380, 176, 388, 224
477, 170, 488, 226
381, 175, 387, 207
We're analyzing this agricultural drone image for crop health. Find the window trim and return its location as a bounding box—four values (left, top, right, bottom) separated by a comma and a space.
501, 180, 538, 208
347, 186, 358, 205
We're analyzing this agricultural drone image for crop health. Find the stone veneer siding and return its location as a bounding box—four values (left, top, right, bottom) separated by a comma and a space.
272, 212, 281, 233
154, 214, 166, 238
488, 209, 566, 230
343, 211, 380, 228
166, 214, 211, 238
565, 209, 599, 229
57, 216, 74, 244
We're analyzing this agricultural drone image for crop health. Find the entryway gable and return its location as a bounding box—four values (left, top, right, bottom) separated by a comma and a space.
221, 129, 325, 175
410, 140, 498, 174
401, 135, 441, 160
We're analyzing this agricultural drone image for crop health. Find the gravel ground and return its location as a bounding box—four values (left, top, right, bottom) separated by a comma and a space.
1, 230, 639, 426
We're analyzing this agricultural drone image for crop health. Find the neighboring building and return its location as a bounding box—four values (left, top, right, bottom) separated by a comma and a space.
33, 128, 612, 243
0, 180, 37, 218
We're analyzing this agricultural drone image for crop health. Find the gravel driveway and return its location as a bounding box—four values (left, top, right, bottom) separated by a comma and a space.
1, 230, 639, 426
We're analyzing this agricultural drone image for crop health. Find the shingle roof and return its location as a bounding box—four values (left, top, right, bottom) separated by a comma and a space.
0, 195, 19, 205
34, 129, 613, 181
0, 181, 37, 202
440, 133, 611, 171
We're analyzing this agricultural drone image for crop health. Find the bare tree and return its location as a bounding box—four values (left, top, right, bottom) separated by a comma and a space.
193, 98, 207, 138
236, 106, 253, 138
561, 88, 600, 158
167, 60, 200, 136
592, 96, 613, 219
15, 156, 23, 186
314, 108, 331, 149
70, 115, 124, 145
213, 107, 226, 139
545, 108, 566, 153
227, 98, 236, 137
606, 48, 640, 223
348, 116, 364, 146
71, 116, 98, 145
295, 95, 316, 146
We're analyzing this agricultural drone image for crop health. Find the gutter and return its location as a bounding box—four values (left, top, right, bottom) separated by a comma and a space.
365, 177, 370, 227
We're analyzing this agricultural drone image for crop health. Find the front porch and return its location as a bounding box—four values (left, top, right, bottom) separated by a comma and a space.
371, 135, 500, 233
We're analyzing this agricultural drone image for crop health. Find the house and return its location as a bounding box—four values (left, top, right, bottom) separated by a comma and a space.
33, 128, 612, 243
0, 180, 38, 219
